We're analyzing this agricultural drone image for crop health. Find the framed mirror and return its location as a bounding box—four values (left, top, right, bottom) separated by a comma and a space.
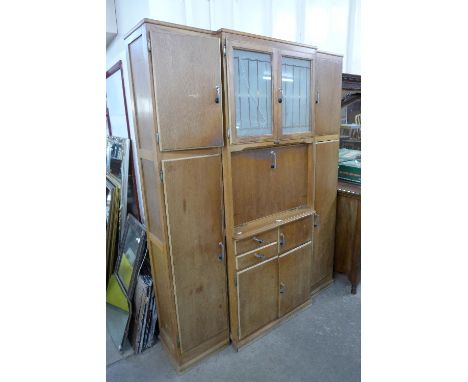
106, 174, 121, 286
106, 282, 131, 351
107, 215, 147, 351
106, 136, 130, 241
107, 60, 141, 221
115, 214, 147, 298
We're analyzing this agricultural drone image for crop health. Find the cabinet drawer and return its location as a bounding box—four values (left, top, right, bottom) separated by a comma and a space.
279, 217, 313, 254
235, 229, 277, 255
236, 244, 277, 271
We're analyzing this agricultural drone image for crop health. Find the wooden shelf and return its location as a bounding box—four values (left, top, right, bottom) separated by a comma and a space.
233, 206, 315, 240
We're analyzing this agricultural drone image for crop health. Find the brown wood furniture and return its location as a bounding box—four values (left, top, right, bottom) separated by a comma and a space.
125, 20, 228, 371
334, 180, 361, 294
312, 138, 340, 293
219, 28, 342, 349
125, 18, 343, 370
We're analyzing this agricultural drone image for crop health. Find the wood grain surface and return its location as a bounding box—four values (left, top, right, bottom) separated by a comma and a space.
151, 27, 223, 151
162, 154, 228, 353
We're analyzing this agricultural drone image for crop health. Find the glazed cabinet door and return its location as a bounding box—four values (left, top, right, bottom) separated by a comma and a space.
237, 259, 278, 339
315, 53, 342, 136
311, 141, 339, 290
279, 243, 312, 316
231, 144, 308, 225
150, 27, 223, 151
161, 154, 228, 353
226, 39, 275, 144
278, 51, 315, 139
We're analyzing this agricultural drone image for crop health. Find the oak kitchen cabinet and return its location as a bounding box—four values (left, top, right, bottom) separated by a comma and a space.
230, 208, 315, 347
220, 27, 342, 349
310, 51, 342, 293
125, 20, 228, 371
123, 18, 342, 369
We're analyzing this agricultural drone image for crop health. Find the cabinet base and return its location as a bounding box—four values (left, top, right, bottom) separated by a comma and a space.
310, 275, 334, 297
232, 299, 312, 351
160, 330, 229, 373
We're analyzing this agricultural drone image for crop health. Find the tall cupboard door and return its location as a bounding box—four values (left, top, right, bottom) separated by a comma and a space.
278, 51, 315, 139
315, 53, 342, 136
150, 27, 223, 151
237, 259, 278, 339
161, 154, 228, 353
226, 39, 275, 144
312, 141, 339, 290
279, 243, 312, 316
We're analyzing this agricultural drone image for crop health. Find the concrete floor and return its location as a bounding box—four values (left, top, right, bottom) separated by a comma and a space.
107, 273, 360, 382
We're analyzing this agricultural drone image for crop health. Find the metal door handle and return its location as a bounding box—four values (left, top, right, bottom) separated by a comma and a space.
280, 282, 286, 294
279, 233, 286, 246
252, 236, 264, 244
254, 253, 266, 260
316, 89, 320, 104
215, 85, 221, 104
270, 150, 277, 169
278, 87, 283, 103
314, 213, 320, 227
218, 241, 225, 261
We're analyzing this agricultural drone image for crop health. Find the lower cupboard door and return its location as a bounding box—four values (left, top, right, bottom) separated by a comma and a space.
162, 154, 228, 353
279, 243, 312, 317
237, 259, 278, 339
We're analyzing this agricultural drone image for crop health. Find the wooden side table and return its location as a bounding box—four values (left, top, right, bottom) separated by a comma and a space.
334, 180, 361, 294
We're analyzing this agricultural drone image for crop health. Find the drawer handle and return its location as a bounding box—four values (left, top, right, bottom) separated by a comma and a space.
270, 150, 277, 169
254, 253, 266, 260
279, 233, 286, 246
252, 236, 264, 244
280, 282, 286, 294
218, 241, 225, 262
215, 85, 221, 104
314, 213, 320, 228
